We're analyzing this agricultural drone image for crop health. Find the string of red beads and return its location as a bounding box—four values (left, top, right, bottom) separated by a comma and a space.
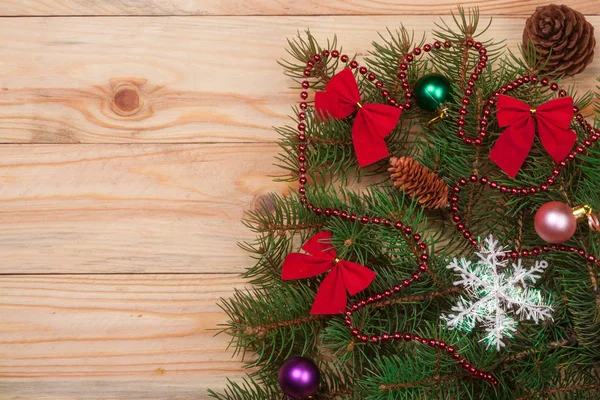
296, 42, 499, 385
294, 38, 599, 388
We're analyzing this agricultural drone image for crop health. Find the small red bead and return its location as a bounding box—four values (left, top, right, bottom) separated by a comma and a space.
424, 44, 432, 52
322, 49, 330, 56
367, 73, 376, 81
302, 81, 310, 89
340, 54, 349, 62
434, 41, 441, 49
404, 226, 412, 234
413, 47, 422, 55
298, 134, 306, 142
350, 60, 359, 69
550, 83, 559, 91
444, 41, 451, 48
466, 39, 474, 47
298, 155, 306, 163
400, 63, 408, 71
331, 50, 340, 58
465, 88, 473, 96
300, 102, 308, 110
298, 123, 306, 131
313, 54, 321, 62
298, 112, 306, 120
541, 77, 549, 85
402, 279, 410, 287
360, 216, 369, 224
406, 54, 414, 62
303, 69, 311, 77
376, 81, 384, 88
446, 346, 455, 353
359, 66, 367, 75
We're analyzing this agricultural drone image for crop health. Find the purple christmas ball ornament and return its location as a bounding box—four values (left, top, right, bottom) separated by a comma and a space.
278, 356, 320, 398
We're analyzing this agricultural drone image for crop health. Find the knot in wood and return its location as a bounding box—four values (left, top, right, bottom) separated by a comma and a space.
112, 84, 142, 116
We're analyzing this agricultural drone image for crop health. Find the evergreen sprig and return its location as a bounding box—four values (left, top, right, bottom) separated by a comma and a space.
211, 7, 600, 399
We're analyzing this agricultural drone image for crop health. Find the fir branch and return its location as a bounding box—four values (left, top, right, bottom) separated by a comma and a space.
372, 286, 460, 310
514, 384, 600, 400
378, 374, 472, 391
244, 314, 328, 338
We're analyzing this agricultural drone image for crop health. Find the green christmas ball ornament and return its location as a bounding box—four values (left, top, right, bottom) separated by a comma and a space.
414, 73, 452, 112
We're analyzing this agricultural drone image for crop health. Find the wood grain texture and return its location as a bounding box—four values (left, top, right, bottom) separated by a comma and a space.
0, 275, 249, 399
0, 0, 598, 16
0, 16, 598, 144
1, 6, 599, 400
0, 143, 288, 274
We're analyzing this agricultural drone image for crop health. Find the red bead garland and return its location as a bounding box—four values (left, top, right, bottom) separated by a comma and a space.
292, 41, 600, 388
294, 43, 501, 385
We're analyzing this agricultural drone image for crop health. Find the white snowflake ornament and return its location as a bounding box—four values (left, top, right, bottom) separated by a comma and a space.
441, 235, 553, 351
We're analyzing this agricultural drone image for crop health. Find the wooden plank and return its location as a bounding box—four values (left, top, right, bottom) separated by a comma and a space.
0, 274, 249, 399
0, 16, 599, 144
0, 143, 288, 274
0, 0, 598, 16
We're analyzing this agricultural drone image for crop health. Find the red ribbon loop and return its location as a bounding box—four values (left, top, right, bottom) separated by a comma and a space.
489, 94, 576, 178
281, 231, 376, 314
315, 68, 402, 167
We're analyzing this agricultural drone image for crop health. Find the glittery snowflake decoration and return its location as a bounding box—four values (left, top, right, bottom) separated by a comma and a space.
441, 235, 553, 351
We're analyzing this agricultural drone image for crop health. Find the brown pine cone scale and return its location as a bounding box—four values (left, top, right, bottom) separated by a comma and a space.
388, 156, 450, 210
523, 4, 595, 77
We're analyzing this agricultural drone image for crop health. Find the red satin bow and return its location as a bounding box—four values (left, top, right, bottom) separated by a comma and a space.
315, 68, 402, 167
489, 94, 576, 178
282, 231, 376, 314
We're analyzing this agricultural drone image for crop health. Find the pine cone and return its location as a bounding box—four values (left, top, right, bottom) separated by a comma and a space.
523, 4, 595, 77
388, 156, 449, 210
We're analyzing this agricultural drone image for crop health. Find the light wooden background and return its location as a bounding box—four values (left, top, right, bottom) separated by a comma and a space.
0, 1, 598, 399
